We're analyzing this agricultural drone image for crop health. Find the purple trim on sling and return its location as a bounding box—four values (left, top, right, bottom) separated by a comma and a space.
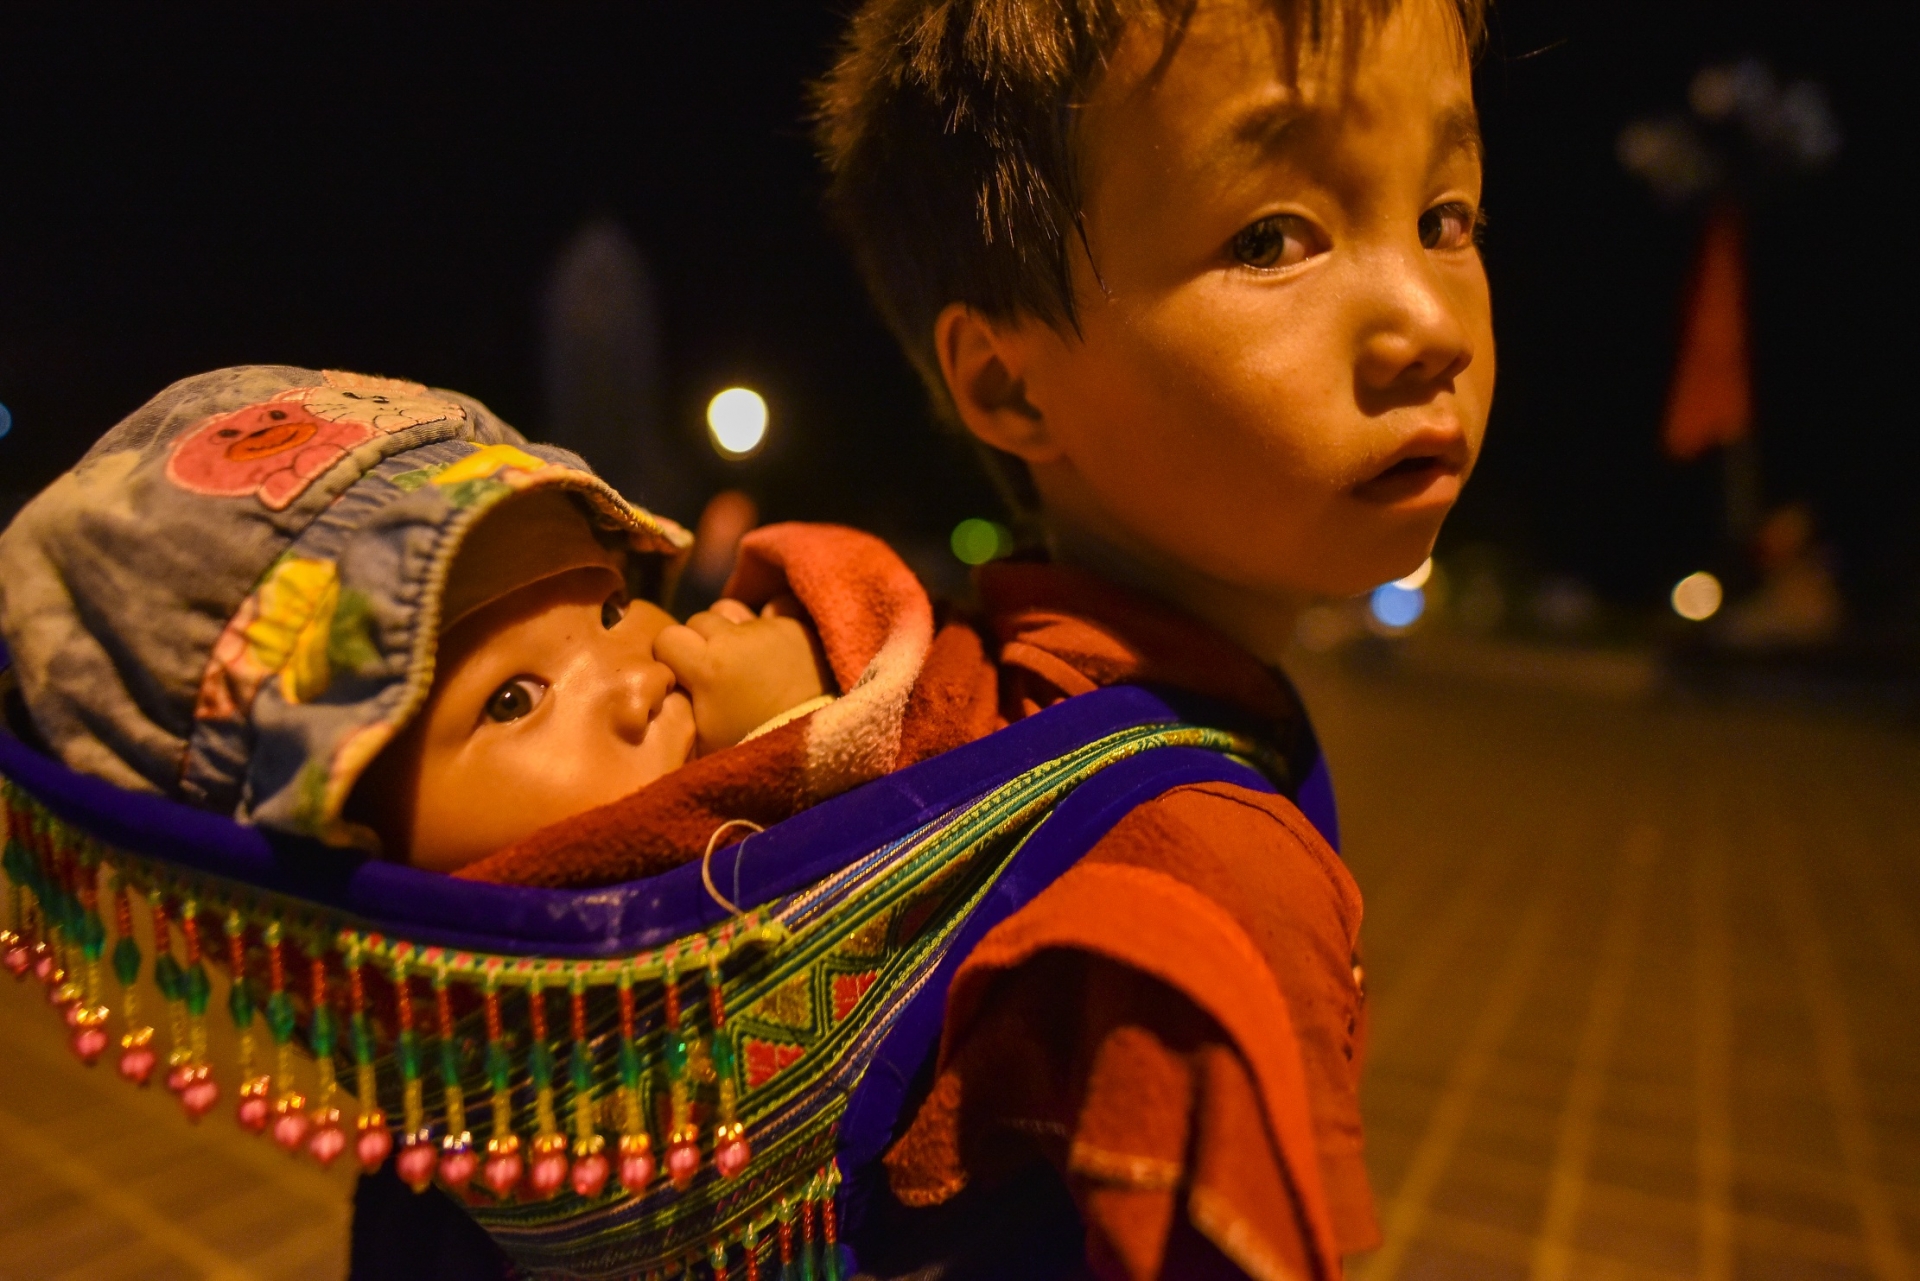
834, 744, 1278, 1253
1298, 754, 1339, 853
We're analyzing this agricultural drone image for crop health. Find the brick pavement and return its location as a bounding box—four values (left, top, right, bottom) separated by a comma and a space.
0, 891, 356, 1279
1290, 656, 1920, 1281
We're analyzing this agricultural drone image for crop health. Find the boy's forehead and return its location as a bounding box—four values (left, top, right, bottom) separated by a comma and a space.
1087, 0, 1477, 176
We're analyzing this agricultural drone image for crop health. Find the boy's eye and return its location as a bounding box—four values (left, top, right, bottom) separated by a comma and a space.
1419, 202, 1482, 251
601, 592, 627, 630
483, 677, 547, 724
1230, 214, 1324, 271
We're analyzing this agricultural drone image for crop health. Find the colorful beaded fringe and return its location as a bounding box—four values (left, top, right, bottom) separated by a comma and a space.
2, 721, 1255, 1278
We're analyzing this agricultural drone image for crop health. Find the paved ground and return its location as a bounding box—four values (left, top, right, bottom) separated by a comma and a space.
1291, 652, 1920, 1281
0, 937, 357, 1279
1, 650, 1914, 1279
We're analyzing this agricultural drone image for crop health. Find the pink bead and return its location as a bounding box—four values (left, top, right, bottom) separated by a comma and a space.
528, 1152, 568, 1200
356, 1124, 394, 1174
52, 988, 79, 1016
118, 1045, 157, 1086
438, 1145, 478, 1192
3, 945, 30, 978
70, 1025, 109, 1066
237, 1096, 268, 1133
309, 1123, 347, 1167
666, 1140, 700, 1191
619, 1144, 655, 1193
397, 1138, 438, 1192
166, 1063, 193, 1094
180, 1074, 220, 1122
482, 1151, 524, 1199
273, 1109, 311, 1152
570, 1152, 611, 1200
715, 1136, 751, 1180
32, 954, 55, 983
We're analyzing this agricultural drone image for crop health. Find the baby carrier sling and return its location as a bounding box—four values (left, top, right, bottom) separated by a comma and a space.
1, 644, 1336, 1281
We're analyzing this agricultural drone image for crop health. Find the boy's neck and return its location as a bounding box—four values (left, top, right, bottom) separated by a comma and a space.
1041, 508, 1307, 669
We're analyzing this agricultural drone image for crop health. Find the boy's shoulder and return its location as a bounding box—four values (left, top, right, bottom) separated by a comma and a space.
1086, 778, 1362, 949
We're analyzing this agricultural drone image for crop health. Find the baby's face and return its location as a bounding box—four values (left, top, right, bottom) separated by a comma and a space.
396, 566, 695, 872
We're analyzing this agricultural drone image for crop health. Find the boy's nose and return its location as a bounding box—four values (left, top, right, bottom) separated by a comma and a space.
1352, 251, 1476, 395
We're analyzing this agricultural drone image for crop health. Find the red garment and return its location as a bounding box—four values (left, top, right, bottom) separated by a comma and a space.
462, 528, 1375, 1277
887, 562, 1376, 1279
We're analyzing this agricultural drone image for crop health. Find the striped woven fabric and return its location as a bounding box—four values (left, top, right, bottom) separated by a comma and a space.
1, 674, 1294, 1280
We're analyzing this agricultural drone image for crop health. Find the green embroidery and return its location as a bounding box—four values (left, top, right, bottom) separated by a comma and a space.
327, 588, 384, 678
386, 463, 451, 492
289, 757, 333, 833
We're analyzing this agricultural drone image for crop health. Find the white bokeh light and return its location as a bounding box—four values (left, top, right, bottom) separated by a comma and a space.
1671, 571, 1723, 622
706, 387, 768, 458
1393, 558, 1433, 590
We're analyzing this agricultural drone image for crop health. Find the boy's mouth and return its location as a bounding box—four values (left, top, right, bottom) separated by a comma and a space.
1353, 434, 1469, 506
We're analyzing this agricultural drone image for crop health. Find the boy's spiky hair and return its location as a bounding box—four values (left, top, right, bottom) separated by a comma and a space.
816, 0, 1487, 429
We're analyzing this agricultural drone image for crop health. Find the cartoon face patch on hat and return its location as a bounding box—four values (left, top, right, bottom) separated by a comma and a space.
166, 372, 468, 510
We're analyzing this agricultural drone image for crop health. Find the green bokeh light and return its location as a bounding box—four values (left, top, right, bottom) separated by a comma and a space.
950, 518, 1012, 566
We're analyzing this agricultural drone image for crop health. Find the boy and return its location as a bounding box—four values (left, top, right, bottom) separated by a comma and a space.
810, 0, 1494, 1274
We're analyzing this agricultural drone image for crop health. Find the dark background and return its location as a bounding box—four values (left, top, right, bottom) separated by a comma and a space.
0, 2, 1910, 635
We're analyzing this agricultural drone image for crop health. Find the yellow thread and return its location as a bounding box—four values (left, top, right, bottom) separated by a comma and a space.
536, 1084, 559, 1139
275, 1040, 297, 1104
316, 1054, 337, 1108
403, 1077, 425, 1136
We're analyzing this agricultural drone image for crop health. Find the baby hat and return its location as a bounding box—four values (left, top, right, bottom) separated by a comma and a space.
0, 366, 690, 846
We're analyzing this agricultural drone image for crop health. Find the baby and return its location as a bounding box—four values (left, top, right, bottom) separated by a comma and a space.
0, 366, 852, 873
353, 486, 835, 872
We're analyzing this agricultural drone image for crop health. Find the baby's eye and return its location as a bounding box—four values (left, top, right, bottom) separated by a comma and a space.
483, 677, 547, 724
1419, 202, 1482, 251
1230, 214, 1324, 271
601, 592, 627, 630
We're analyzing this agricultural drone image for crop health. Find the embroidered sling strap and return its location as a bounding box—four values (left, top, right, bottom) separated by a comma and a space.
1, 658, 1335, 1281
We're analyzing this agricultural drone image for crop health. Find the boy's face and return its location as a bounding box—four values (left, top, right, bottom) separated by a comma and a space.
951, 0, 1493, 604
392, 567, 696, 872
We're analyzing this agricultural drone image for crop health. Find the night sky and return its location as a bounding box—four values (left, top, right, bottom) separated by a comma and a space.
0, 3, 1909, 633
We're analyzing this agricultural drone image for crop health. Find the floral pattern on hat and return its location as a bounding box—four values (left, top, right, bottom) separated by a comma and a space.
193, 555, 343, 723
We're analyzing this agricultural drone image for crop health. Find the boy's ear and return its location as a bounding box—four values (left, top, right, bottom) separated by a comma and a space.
933, 303, 1064, 464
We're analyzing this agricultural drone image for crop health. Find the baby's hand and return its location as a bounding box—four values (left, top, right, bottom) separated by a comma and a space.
652, 597, 834, 756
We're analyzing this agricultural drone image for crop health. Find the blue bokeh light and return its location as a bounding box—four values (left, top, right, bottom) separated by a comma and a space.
1369, 582, 1426, 629
0, 402, 12, 439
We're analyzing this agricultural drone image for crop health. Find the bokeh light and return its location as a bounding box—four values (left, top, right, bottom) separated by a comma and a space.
0, 402, 12, 439
706, 387, 768, 458
1671, 571, 1723, 621
1394, 558, 1433, 590
1370, 582, 1426, 630
950, 518, 1013, 566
